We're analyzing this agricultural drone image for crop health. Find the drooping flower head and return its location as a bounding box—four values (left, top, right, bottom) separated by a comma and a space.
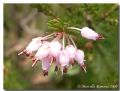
18, 25, 104, 76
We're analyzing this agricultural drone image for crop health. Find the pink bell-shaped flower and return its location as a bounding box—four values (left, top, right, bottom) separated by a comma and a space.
80, 27, 104, 40
59, 50, 70, 74
50, 41, 62, 57
34, 42, 50, 60
42, 56, 51, 76
32, 42, 50, 67
66, 45, 76, 65
75, 49, 86, 73
18, 37, 42, 56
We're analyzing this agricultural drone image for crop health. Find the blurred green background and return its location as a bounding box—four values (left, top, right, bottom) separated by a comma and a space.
4, 4, 119, 90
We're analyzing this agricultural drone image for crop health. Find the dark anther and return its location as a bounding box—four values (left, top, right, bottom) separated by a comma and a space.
55, 66, 58, 72
63, 66, 68, 73
43, 70, 48, 76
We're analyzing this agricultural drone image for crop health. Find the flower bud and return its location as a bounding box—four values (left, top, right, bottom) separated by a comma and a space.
81, 27, 104, 40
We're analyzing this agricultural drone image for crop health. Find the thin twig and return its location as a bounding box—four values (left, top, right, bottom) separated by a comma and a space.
101, 5, 118, 20
20, 9, 40, 35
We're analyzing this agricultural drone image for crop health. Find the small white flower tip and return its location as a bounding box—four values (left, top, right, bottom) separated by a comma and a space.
83, 67, 87, 73
18, 51, 23, 55
81, 64, 87, 73
18, 50, 26, 55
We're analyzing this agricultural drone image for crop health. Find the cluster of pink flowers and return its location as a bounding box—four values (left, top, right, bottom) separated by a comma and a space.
18, 27, 104, 76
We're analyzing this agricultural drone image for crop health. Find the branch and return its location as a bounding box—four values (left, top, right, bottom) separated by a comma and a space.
101, 5, 118, 20
20, 9, 41, 35
83, 11, 95, 30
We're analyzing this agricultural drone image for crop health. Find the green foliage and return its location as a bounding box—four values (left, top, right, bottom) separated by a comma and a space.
4, 4, 119, 90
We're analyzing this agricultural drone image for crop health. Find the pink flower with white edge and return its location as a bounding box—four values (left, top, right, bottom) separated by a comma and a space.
80, 27, 104, 40
42, 55, 51, 76
75, 49, 86, 72
66, 45, 76, 65
18, 37, 42, 56
59, 50, 70, 74
50, 41, 62, 57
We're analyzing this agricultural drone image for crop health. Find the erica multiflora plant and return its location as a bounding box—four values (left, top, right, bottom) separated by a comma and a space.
18, 18, 104, 76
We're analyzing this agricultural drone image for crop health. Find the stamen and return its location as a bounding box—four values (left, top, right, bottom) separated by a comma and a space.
32, 59, 38, 67
81, 65, 87, 73
18, 50, 26, 55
